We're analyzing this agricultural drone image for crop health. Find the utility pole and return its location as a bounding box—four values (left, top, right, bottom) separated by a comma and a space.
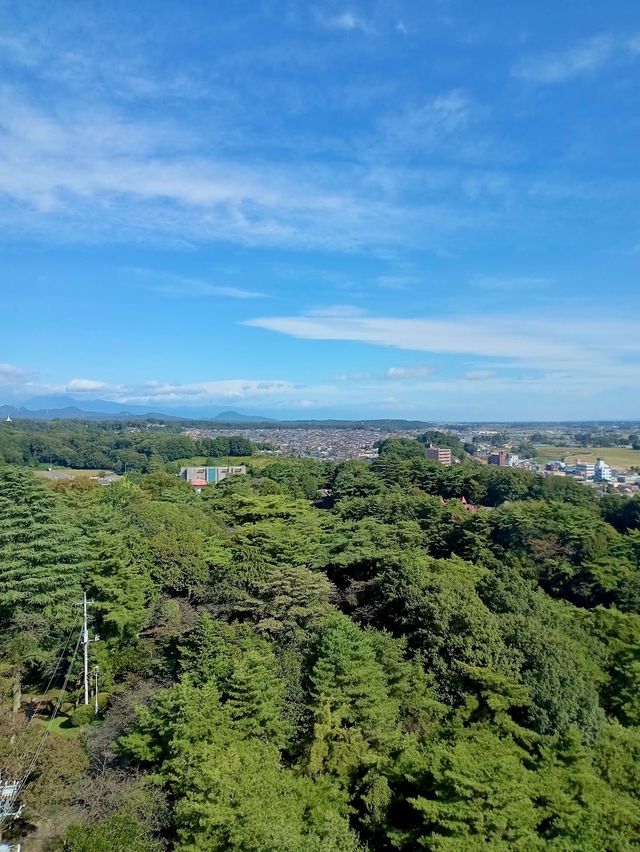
94, 667, 99, 715
83, 592, 89, 705
82, 593, 100, 706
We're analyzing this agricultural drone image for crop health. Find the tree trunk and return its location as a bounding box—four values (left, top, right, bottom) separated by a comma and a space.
12, 667, 21, 714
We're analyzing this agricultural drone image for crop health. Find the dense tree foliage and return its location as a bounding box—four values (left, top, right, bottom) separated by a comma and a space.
1, 450, 640, 850
0, 421, 256, 472
0, 468, 83, 712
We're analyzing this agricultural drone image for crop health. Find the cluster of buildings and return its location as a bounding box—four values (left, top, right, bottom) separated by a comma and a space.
485, 450, 639, 492
487, 451, 522, 467
184, 426, 418, 461
545, 458, 624, 484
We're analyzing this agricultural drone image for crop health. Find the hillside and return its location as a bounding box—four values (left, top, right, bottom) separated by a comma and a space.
2, 453, 640, 849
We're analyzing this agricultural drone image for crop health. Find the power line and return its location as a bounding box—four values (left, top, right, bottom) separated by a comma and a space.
5, 615, 80, 770
18, 628, 83, 800
1, 612, 84, 829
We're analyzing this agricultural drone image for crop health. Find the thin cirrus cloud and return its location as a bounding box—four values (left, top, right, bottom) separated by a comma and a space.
0, 80, 537, 255
471, 275, 551, 291
0, 93, 338, 241
124, 268, 266, 300
244, 309, 640, 381
513, 34, 640, 83
0, 90, 447, 252
244, 311, 576, 362
62, 378, 295, 405
463, 370, 496, 381
336, 364, 433, 382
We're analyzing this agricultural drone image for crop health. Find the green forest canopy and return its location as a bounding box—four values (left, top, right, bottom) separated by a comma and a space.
1, 452, 640, 850
0, 421, 258, 472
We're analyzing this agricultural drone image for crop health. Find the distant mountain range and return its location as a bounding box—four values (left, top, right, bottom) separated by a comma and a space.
0, 396, 276, 423
213, 410, 276, 423
0, 397, 433, 428
1, 400, 633, 429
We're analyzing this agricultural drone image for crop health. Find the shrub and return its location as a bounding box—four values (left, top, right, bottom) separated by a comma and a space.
70, 704, 98, 728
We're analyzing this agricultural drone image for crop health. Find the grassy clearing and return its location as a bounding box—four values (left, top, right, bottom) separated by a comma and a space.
34, 467, 114, 479
535, 445, 640, 469
175, 454, 308, 471
47, 715, 85, 737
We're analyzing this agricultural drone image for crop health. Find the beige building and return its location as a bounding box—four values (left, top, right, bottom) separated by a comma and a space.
425, 445, 452, 466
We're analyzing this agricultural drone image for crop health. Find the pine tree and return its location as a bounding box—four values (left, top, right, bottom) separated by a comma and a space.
179, 612, 231, 686
89, 530, 154, 641
0, 468, 83, 710
226, 648, 289, 746
406, 729, 541, 851
305, 614, 398, 827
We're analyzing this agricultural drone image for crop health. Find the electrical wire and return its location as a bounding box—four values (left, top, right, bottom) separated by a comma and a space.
5, 613, 80, 770
16, 626, 83, 798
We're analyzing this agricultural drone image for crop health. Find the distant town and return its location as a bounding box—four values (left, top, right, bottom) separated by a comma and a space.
2, 413, 639, 495
182, 422, 640, 495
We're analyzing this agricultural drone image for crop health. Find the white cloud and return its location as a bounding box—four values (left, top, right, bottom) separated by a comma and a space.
244, 309, 640, 392
336, 364, 434, 382
46, 378, 296, 406
463, 370, 496, 381
66, 379, 123, 393
386, 365, 433, 380
121, 379, 294, 404
322, 10, 371, 33
245, 311, 580, 362
513, 35, 638, 83
0, 363, 29, 384
273, 398, 318, 409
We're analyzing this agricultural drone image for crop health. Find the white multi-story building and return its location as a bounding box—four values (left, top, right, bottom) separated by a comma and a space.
594, 458, 613, 483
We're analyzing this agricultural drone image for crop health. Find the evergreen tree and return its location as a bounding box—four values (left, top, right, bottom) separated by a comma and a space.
0, 468, 83, 710
405, 729, 542, 851
304, 616, 398, 829
119, 679, 356, 851
226, 648, 289, 746
173, 738, 357, 852
89, 530, 154, 641
178, 612, 232, 686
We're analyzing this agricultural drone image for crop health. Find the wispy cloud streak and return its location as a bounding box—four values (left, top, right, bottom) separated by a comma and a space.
514, 34, 640, 83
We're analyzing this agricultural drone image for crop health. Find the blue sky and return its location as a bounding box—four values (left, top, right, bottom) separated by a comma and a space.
1, 0, 639, 420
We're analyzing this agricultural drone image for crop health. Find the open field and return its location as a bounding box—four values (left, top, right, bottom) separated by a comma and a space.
175, 454, 312, 471
32, 455, 306, 481
535, 445, 640, 469
34, 467, 116, 480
